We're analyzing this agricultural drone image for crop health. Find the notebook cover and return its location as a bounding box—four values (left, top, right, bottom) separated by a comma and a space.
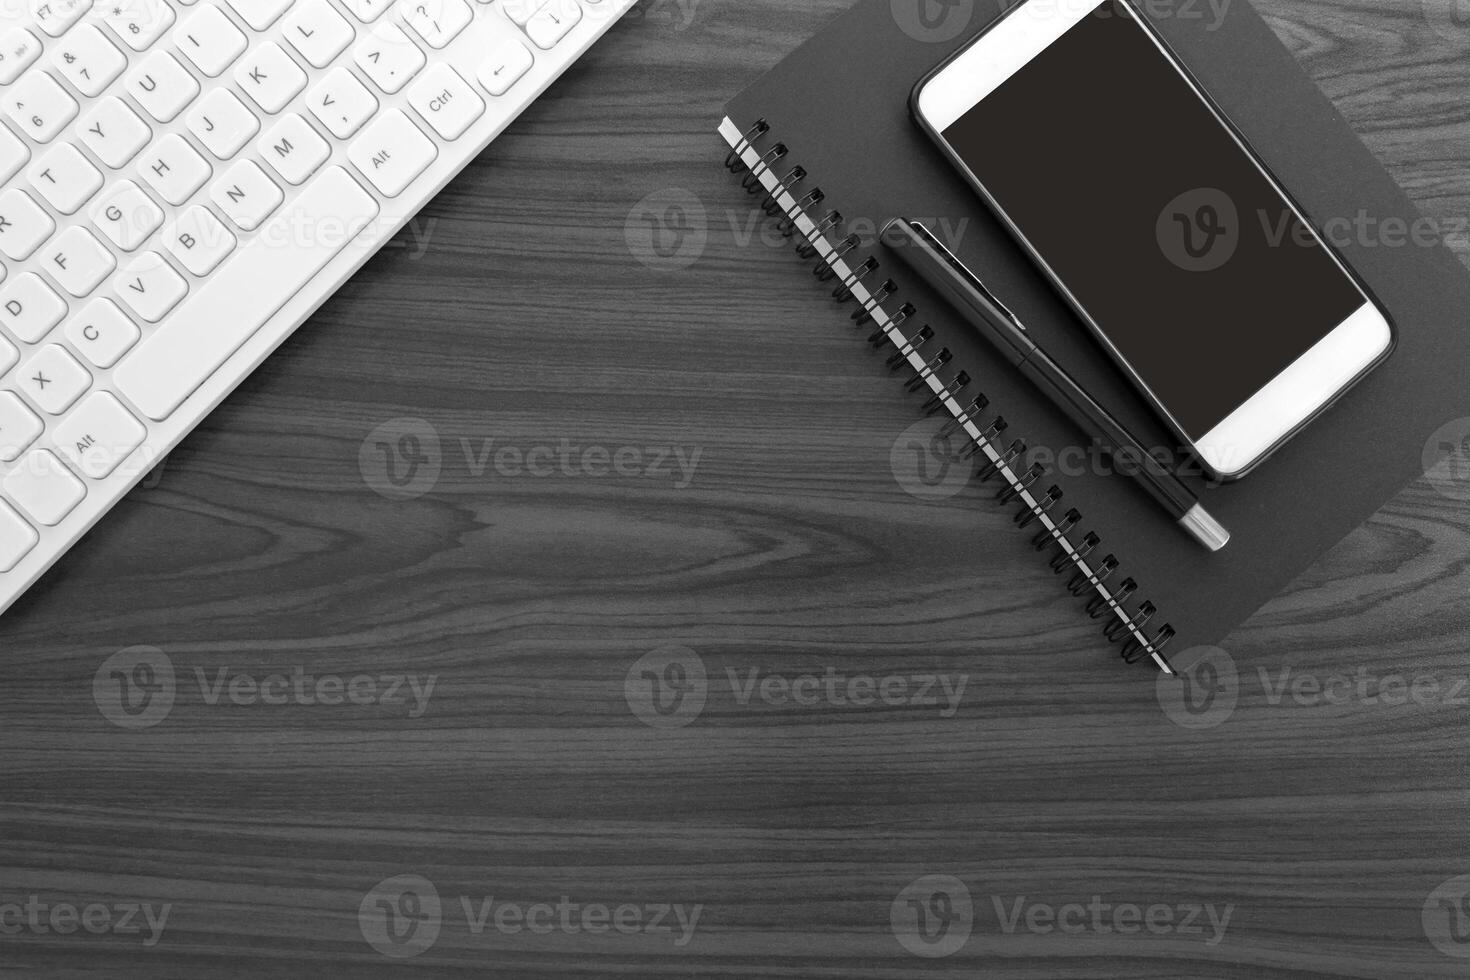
721, 0, 1470, 653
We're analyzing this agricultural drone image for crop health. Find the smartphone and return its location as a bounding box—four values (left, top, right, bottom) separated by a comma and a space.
911, 0, 1394, 480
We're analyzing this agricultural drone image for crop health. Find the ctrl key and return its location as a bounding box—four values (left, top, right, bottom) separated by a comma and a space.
3, 449, 85, 527
0, 499, 36, 572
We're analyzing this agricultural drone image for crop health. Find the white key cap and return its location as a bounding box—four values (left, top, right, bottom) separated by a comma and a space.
114, 251, 186, 322
138, 133, 212, 205
235, 41, 308, 114
284, 0, 355, 68
186, 88, 259, 159
0, 336, 13, 375
50, 23, 126, 96
115, 167, 379, 421
46, 226, 116, 297
342, 0, 392, 22
94, 0, 176, 52
525, 0, 580, 49
0, 274, 66, 342
354, 22, 424, 94
32, 0, 93, 38
407, 63, 483, 140
258, 113, 330, 185
90, 179, 164, 251
54, 392, 147, 479
500, 0, 547, 26
348, 109, 435, 197
0, 392, 42, 462
4, 71, 79, 143
0, 500, 36, 571
28, 144, 104, 215
20, 344, 90, 414
65, 298, 139, 367
77, 97, 152, 169
174, 5, 247, 76
0, 29, 42, 85
164, 205, 234, 275
4, 449, 84, 526
223, 0, 293, 30
126, 51, 199, 121
478, 38, 533, 97
397, 0, 471, 48
307, 66, 377, 139
0, 189, 55, 261
210, 159, 282, 230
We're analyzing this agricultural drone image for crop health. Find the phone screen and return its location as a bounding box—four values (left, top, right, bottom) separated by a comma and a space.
940, 0, 1365, 440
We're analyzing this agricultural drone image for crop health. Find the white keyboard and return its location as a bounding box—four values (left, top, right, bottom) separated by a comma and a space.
0, 0, 633, 614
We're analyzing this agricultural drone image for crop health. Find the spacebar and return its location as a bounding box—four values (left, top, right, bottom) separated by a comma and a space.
115, 167, 380, 422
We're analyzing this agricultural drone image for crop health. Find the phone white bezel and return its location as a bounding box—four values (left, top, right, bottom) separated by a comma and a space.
913, 0, 1393, 480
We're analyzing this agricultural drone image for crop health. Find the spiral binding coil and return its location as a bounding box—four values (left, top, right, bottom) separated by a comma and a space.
722, 117, 1177, 672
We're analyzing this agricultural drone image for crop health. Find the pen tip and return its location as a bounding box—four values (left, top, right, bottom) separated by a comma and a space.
1180, 504, 1231, 552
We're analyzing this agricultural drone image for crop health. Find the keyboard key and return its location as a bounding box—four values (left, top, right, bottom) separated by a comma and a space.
0, 125, 28, 186
77, 97, 152, 168
0, 499, 37, 571
0, 29, 42, 85
126, 51, 199, 122
115, 251, 187, 322
354, 22, 424, 94
0, 392, 42, 462
284, 0, 355, 68
223, 0, 294, 31
348, 109, 436, 197
90, 180, 165, 251
33, 0, 93, 38
174, 5, 247, 77
526, 0, 581, 49
0, 336, 14, 376
50, 23, 127, 97
28, 144, 104, 215
20, 344, 91, 415
65, 298, 140, 367
0, 189, 55, 261
258, 113, 330, 185
4, 449, 85, 526
4, 71, 80, 143
138, 133, 212, 205
307, 66, 377, 139
235, 41, 308, 114
408, 63, 483, 140
187, 88, 260, 159
46, 227, 116, 297
94, 0, 176, 52
54, 392, 147, 479
164, 205, 235, 275
115, 167, 379, 421
397, 0, 471, 48
211, 159, 282, 230
0, 274, 67, 342
478, 39, 533, 97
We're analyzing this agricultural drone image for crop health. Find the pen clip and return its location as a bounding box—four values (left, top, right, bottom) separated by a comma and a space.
909, 220, 1027, 332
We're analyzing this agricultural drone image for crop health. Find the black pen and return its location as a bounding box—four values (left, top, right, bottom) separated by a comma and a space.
883, 219, 1230, 552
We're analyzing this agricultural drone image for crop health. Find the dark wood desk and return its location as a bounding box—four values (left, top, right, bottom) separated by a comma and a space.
5, 0, 1470, 976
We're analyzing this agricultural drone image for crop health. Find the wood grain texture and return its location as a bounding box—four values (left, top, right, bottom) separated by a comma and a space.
5, 0, 1470, 976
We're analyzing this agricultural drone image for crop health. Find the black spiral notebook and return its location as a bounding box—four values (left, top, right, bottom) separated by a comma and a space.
719, 0, 1470, 670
